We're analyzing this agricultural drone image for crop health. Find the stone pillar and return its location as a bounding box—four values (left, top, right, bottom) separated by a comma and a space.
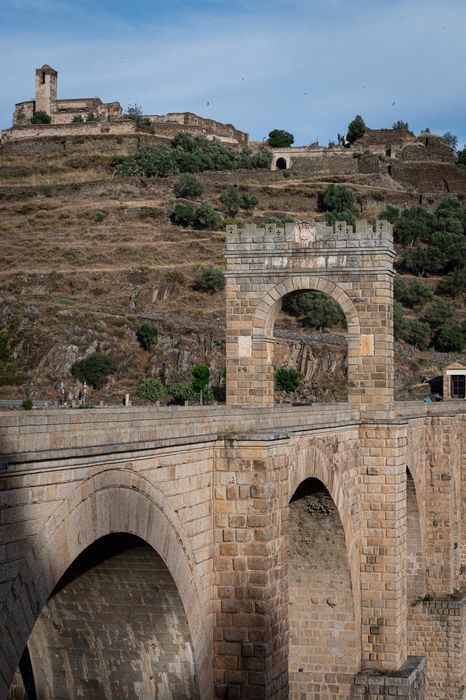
359, 420, 408, 672
213, 434, 288, 699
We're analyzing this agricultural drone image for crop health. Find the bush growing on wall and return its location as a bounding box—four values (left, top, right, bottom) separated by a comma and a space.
31, 111, 51, 124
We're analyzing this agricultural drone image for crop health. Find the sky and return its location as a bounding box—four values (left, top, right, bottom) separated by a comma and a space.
1, 0, 465, 147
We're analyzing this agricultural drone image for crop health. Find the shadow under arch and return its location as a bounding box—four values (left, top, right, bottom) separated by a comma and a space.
2, 468, 212, 699
406, 467, 427, 604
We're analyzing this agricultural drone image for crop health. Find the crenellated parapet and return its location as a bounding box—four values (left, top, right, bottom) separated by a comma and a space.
225, 219, 393, 254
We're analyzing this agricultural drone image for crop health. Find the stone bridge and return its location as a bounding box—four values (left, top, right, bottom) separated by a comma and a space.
1, 221, 466, 699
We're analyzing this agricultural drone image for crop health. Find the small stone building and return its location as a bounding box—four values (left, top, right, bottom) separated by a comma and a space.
443, 362, 466, 400
13, 65, 122, 125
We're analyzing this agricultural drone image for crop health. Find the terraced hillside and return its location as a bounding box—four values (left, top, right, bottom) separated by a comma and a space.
0, 142, 465, 406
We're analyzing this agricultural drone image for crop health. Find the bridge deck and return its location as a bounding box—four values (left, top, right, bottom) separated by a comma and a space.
0, 401, 464, 471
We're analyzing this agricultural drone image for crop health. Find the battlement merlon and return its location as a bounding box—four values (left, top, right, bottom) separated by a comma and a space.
225, 220, 394, 253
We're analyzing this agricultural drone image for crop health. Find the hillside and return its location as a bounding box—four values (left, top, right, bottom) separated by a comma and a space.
0, 141, 465, 406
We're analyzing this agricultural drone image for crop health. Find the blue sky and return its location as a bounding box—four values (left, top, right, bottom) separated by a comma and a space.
1, 0, 465, 146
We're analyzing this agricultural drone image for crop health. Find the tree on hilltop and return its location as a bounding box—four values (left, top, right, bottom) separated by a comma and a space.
392, 120, 413, 135
346, 115, 366, 144
443, 132, 458, 151
267, 129, 294, 148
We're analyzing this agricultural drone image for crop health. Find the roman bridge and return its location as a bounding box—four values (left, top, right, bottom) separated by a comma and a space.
1, 221, 466, 700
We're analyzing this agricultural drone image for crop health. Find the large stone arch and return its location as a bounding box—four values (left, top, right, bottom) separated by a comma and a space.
287, 436, 361, 697
1, 468, 212, 699
287, 436, 361, 635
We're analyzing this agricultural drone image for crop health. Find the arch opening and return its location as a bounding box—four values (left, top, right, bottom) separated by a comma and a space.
273, 289, 348, 404
288, 478, 358, 698
9, 533, 200, 700
275, 157, 287, 170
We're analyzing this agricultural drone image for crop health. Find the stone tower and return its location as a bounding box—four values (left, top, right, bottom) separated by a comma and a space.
35, 64, 57, 116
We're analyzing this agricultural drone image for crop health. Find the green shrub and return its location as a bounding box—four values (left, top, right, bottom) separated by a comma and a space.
275, 367, 300, 392
22, 398, 33, 410
194, 266, 225, 293
283, 290, 345, 330
267, 129, 294, 147
404, 320, 431, 350
174, 174, 204, 198
115, 145, 177, 177
392, 120, 411, 132
169, 382, 197, 404
114, 133, 272, 178
70, 352, 117, 389
433, 321, 465, 352
192, 202, 221, 230
240, 192, 259, 211
263, 216, 295, 226
457, 147, 466, 171
192, 364, 210, 394
379, 205, 400, 224
394, 276, 433, 308
346, 115, 366, 144
325, 209, 356, 229
170, 202, 195, 227
95, 210, 108, 222
136, 324, 158, 351
437, 267, 466, 296
220, 186, 242, 216
321, 184, 356, 213
31, 111, 51, 124
72, 115, 84, 123
394, 206, 435, 246
394, 302, 407, 341
137, 377, 165, 402
423, 300, 456, 331
402, 246, 445, 276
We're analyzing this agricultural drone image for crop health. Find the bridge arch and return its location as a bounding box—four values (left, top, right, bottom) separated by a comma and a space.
3, 468, 211, 699
287, 438, 361, 696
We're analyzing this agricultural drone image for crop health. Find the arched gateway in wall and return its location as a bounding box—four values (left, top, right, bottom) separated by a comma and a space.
225, 219, 395, 419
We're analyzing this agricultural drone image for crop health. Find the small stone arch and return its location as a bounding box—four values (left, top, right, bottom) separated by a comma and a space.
250, 275, 361, 405
275, 156, 288, 170
288, 437, 361, 630
2, 468, 212, 699
253, 275, 360, 337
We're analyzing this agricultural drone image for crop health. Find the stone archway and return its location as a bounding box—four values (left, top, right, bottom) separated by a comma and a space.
288, 478, 358, 698
275, 156, 288, 170
246, 275, 360, 407
13, 533, 200, 700
225, 220, 395, 417
2, 469, 211, 700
